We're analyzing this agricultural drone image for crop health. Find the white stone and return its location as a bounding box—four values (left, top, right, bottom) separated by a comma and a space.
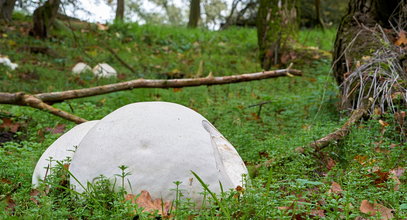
69, 102, 248, 204
0, 56, 18, 70
32, 121, 99, 186
72, 62, 92, 75
92, 63, 117, 78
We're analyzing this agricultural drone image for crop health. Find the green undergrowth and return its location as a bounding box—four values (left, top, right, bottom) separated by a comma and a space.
0, 20, 406, 219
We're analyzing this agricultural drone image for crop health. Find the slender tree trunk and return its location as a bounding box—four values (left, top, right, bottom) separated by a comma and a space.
188, 0, 200, 28
31, 0, 60, 39
0, 0, 16, 22
115, 0, 124, 21
314, 0, 324, 29
257, 0, 298, 70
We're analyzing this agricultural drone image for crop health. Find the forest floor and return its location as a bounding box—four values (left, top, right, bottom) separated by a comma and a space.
0, 14, 406, 219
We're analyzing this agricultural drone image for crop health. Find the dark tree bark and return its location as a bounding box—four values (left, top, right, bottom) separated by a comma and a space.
314, 0, 324, 29
0, 0, 16, 22
257, 0, 298, 70
115, 0, 124, 21
187, 0, 200, 28
332, 0, 405, 85
31, 0, 60, 39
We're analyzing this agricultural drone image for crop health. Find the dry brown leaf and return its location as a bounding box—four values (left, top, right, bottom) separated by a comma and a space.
394, 30, 407, 46
0, 118, 20, 133
326, 157, 336, 170
360, 200, 376, 215
373, 170, 390, 187
30, 189, 41, 205
390, 167, 405, 178
5, 195, 16, 212
390, 167, 405, 191
310, 209, 326, 217
97, 23, 109, 31
172, 88, 182, 93
1, 178, 12, 184
125, 191, 172, 216
378, 120, 389, 127
360, 200, 394, 219
278, 206, 292, 210
329, 181, 343, 194
373, 203, 394, 220
354, 155, 368, 165
45, 124, 66, 134
250, 112, 260, 120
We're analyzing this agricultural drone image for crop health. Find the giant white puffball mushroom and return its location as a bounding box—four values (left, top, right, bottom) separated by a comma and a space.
32, 121, 99, 186
0, 56, 18, 70
72, 62, 92, 75
70, 102, 248, 204
92, 63, 117, 78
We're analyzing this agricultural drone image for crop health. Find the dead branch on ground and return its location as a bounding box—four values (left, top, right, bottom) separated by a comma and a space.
0, 92, 87, 124
25, 68, 301, 103
300, 107, 367, 152
0, 68, 301, 123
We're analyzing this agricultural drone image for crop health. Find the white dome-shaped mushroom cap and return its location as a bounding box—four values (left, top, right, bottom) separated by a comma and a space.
70, 102, 247, 204
32, 120, 99, 186
72, 62, 92, 75
92, 63, 117, 78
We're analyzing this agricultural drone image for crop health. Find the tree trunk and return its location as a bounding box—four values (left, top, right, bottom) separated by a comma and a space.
188, 0, 200, 28
0, 0, 16, 22
115, 0, 125, 21
257, 0, 298, 70
314, 0, 324, 29
31, 0, 60, 39
332, 0, 404, 85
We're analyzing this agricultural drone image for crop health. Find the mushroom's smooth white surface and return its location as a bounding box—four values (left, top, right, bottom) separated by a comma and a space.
70, 102, 248, 203
92, 63, 117, 78
72, 62, 91, 74
32, 121, 99, 186
0, 56, 18, 70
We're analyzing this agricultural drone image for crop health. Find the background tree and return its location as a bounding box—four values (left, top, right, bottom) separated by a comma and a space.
188, 0, 200, 28
30, 0, 60, 39
202, 0, 227, 29
333, 0, 405, 85
222, 0, 258, 29
333, 0, 406, 110
115, 0, 125, 21
313, 0, 324, 29
0, 0, 17, 22
257, 0, 298, 70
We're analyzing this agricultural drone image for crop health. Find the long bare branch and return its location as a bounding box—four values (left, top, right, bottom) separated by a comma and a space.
32, 68, 302, 103
0, 93, 87, 124
308, 108, 367, 151
0, 68, 301, 123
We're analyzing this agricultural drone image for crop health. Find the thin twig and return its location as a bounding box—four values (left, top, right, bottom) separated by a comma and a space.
104, 46, 137, 73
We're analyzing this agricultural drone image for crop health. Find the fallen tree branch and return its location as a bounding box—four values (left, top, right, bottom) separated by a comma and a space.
22, 94, 88, 124
306, 108, 367, 151
32, 68, 302, 103
0, 92, 87, 124
0, 68, 301, 123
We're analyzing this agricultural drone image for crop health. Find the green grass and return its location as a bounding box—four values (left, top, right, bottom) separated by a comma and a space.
0, 20, 406, 219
